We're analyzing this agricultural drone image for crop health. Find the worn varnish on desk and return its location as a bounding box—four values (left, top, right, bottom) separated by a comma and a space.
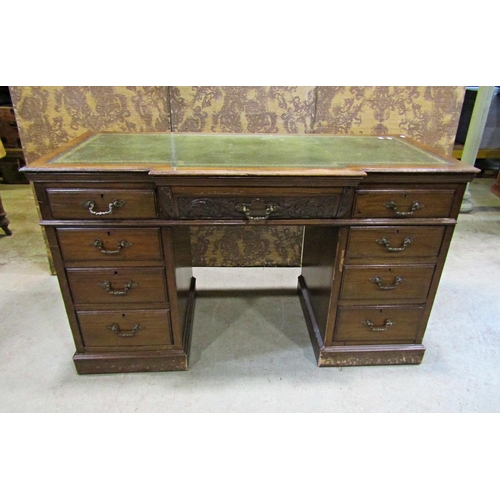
22, 133, 478, 373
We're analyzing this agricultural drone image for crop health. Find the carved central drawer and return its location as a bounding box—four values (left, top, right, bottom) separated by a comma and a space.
46, 188, 157, 220
66, 267, 168, 305
159, 187, 353, 220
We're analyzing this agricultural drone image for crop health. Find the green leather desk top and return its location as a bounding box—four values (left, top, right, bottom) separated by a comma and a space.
48, 133, 448, 168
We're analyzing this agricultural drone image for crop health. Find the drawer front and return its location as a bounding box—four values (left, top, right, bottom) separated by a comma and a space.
57, 228, 162, 262
340, 264, 435, 302
346, 226, 445, 260
77, 310, 173, 347
177, 196, 343, 220
169, 187, 351, 220
353, 189, 455, 218
47, 189, 157, 220
67, 267, 167, 304
334, 306, 424, 343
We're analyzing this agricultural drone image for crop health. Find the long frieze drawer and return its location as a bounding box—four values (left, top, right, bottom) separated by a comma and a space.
346, 226, 445, 259
46, 189, 157, 219
353, 189, 455, 218
66, 267, 168, 305
340, 264, 435, 301
77, 310, 173, 348
161, 187, 352, 220
57, 228, 162, 262
334, 306, 424, 343
176, 196, 346, 220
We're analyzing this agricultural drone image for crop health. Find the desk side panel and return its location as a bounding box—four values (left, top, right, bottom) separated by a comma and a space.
163, 227, 194, 348
300, 226, 343, 342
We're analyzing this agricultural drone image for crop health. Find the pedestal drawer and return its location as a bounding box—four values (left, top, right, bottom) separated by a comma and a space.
46, 188, 157, 220
353, 189, 455, 218
340, 264, 435, 302
77, 310, 173, 347
57, 228, 162, 262
334, 306, 424, 344
346, 226, 445, 260
66, 267, 168, 305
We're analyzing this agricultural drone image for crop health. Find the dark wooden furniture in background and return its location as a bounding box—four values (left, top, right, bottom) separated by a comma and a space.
0, 134, 12, 236
0, 193, 11, 235
0, 88, 26, 235
22, 133, 478, 374
0, 89, 28, 184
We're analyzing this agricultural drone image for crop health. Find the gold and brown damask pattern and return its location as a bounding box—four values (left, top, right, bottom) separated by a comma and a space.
169, 86, 463, 155
10, 86, 171, 163
190, 226, 303, 267
170, 86, 317, 134
11, 86, 465, 163
10, 86, 465, 266
314, 86, 464, 155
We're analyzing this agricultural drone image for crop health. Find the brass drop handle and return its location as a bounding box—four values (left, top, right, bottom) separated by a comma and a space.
383, 200, 423, 216
361, 319, 394, 332
376, 236, 413, 252
370, 275, 404, 290
99, 280, 138, 295
235, 199, 279, 220
107, 323, 144, 337
91, 239, 132, 254
84, 199, 126, 216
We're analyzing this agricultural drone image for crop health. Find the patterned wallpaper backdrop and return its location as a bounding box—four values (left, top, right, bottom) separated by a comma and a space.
10, 86, 465, 266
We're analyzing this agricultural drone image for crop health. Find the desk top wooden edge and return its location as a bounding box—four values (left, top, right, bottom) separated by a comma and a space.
21, 131, 479, 177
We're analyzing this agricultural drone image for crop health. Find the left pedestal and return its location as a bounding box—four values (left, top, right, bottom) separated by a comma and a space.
31, 176, 195, 375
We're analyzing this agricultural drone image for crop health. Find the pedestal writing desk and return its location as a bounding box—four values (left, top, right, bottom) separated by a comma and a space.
22, 133, 478, 374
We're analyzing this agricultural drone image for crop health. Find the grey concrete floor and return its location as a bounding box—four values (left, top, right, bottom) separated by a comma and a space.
0, 179, 499, 412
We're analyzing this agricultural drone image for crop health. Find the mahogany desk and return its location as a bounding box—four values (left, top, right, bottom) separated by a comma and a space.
22, 133, 478, 374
